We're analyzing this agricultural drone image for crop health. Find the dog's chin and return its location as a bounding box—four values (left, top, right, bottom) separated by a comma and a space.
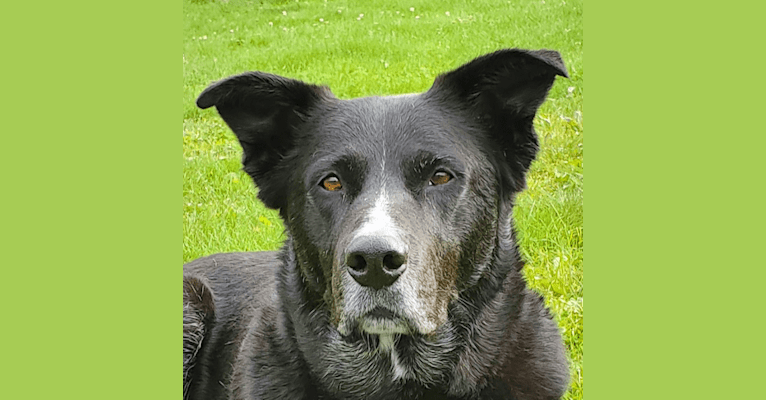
359, 316, 410, 335
337, 307, 417, 336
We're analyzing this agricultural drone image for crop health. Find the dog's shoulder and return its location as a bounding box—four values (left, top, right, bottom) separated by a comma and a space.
490, 288, 570, 399
183, 252, 281, 399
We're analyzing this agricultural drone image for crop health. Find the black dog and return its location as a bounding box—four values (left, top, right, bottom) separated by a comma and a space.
183, 49, 570, 400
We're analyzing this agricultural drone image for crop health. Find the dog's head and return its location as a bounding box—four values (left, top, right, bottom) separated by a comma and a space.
197, 49, 567, 337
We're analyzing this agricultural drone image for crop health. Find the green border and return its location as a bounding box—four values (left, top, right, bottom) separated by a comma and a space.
2, 1, 179, 398
587, 1, 765, 399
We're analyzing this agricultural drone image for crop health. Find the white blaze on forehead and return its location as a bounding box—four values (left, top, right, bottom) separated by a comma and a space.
353, 190, 403, 242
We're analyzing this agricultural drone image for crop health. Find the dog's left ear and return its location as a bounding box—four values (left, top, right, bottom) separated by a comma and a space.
196, 72, 333, 209
427, 49, 568, 194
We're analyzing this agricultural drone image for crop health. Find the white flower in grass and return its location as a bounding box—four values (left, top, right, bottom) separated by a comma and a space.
282, 11, 287, 15
410, 7, 414, 12
445, 11, 451, 16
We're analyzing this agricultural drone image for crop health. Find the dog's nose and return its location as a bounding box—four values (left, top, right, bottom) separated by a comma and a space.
345, 236, 407, 290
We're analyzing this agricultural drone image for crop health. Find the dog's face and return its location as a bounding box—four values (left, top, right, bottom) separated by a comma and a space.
290, 94, 503, 336
197, 49, 567, 338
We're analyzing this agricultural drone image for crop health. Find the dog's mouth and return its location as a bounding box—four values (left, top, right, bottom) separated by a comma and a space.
357, 307, 410, 335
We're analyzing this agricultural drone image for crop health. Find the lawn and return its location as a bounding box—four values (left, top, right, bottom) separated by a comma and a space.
183, 0, 583, 398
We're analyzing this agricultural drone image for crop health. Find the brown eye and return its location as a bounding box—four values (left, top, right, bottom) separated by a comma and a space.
429, 171, 452, 186
321, 175, 343, 191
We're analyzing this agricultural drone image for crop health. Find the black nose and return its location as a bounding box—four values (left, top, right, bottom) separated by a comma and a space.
345, 236, 407, 290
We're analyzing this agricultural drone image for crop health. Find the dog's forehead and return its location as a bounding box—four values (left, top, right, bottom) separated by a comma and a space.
306, 94, 474, 162
331, 94, 422, 137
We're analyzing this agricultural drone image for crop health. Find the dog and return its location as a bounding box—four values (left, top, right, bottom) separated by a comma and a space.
183, 48, 570, 400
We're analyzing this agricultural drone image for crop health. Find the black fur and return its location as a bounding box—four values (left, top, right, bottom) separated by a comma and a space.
184, 49, 570, 400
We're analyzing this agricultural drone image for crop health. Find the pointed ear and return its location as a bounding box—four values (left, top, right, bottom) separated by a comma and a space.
197, 72, 333, 209
427, 49, 568, 194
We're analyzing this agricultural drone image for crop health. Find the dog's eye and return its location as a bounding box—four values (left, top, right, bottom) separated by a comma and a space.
429, 171, 452, 186
321, 175, 343, 191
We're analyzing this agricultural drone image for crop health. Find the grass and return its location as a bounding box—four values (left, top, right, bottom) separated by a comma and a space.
183, 0, 583, 398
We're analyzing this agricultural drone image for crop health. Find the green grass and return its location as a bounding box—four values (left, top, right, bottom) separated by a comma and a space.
183, 0, 583, 398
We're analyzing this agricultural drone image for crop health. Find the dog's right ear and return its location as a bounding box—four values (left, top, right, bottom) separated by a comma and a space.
426, 49, 568, 197
197, 72, 333, 209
